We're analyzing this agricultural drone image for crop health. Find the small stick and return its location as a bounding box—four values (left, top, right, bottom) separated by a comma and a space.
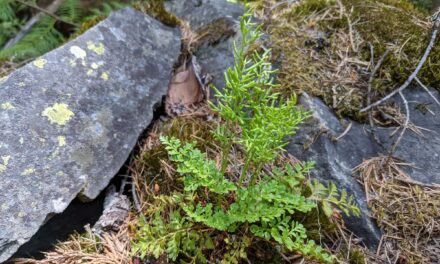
360, 13, 440, 113
131, 181, 142, 213
415, 77, 440, 107
335, 122, 352, 141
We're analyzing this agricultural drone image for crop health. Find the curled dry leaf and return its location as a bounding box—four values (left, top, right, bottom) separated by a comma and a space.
165, 57, 206, 116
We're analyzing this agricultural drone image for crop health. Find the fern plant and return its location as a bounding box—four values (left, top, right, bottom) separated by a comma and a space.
0, 0, 126, 62
133, 8, 360, 264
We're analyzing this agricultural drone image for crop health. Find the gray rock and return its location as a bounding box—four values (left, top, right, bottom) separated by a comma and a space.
165, 0, 243, 93
165, 0, 243, 32
375, 86, 440, 184
288, 87, 440, 247
287, 93, 382, 247
0, 8, 180, 261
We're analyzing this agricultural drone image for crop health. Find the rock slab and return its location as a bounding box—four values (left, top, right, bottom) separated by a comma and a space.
0, 8, 180, 261
287, 93, 382, 247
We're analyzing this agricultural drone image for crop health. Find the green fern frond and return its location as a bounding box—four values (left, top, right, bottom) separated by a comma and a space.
0, 0, 24, 48
0, 15, 64, 61
58, 0, 82, 24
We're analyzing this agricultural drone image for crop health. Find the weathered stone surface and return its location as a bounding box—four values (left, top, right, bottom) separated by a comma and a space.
288, 87, 440, 247
165, 0, 243, 32
165, 0, 243, 92
287, 93, 382, 247
375, 86, 440, 184
0, 8, 180, 261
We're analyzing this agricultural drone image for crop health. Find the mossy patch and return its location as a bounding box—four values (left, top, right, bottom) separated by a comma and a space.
256, 0, 440, 120
133, 0, 180, 27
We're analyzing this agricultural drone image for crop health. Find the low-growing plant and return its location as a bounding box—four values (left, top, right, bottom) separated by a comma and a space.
132, 8, 360, 263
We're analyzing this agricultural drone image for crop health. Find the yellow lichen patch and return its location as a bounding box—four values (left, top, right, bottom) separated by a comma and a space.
58, 136, 66, 147
42, 103, 75, 126
33, 58, 48, 69
87, 69, 94, 76
101, 71, 109, 81
1, 102, 15, 110
21, 167, 36, 176
56, 171, 65, 177
0, 75, 8, 84
91, 63, 99, 69
17, 82, 25, 87
69, 59, 77, 67
87, 41, 105, 55
0, 155, 10, 173
70, 46, 87, 60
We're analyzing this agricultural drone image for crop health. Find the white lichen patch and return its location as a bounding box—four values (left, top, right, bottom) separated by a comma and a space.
17, 212, 27, 218
42, 103, 74, 126
1, 102, 15, 110
21, 167, 35, 176
19, 137, 24, 144
56, 171, 65, 177
87, 41, 105, 55
52, 197, 67, 213
0, 155, 11, 173
18, 82, 25, 87
57, 136, 66, 147
33, 58, 48, 69
1, 203, 9, 210
70, 46, 87, 60
101, 71, 109, 81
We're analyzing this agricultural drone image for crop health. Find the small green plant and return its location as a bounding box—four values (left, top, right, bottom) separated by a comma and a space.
132, 8, 360, 263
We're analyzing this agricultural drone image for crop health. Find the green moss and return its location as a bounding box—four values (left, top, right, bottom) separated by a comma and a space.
70, 16, 106, 40
263, 0, 440, 121
133, 0, 180, 27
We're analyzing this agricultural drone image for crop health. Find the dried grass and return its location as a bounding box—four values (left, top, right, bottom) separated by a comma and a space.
355, 156, 440, 263
13, 216, 134, 264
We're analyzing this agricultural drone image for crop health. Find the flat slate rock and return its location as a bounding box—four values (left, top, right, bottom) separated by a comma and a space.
287, 93, 382, 247
0, 8, 180, 261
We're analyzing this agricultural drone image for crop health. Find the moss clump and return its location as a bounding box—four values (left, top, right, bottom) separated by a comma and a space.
133, 0, 180, 27
260, 0, 440, 120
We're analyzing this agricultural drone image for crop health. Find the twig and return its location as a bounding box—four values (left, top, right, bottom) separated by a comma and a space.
335, 122, 352, 141
360, 13, 440, 113
390, 92, 409, 154
415, 77, 440, 107
131, 181, 142, 213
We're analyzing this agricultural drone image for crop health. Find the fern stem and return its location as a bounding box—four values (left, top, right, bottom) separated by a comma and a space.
249, 161, 264, 186
220, 135, 233, 175
238, 151, 254, 186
